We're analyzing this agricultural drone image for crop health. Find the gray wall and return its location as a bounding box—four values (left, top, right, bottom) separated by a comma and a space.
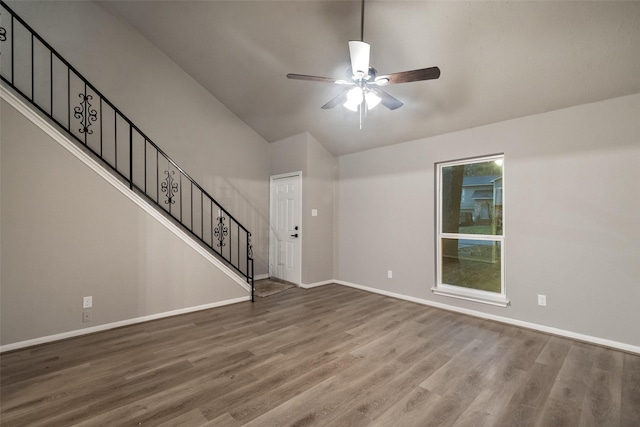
337, 93, 640, 347
270, 133, 337, 285
4, 1, 637, 350
1, 0, 273, 346
305, 134, 337, 284
1, 101, 248, 345
270, 134, 308, 177
6, 0, 271, 274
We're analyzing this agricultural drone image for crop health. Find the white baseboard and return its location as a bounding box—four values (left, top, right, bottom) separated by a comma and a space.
299, 280, 334, 289
1, 85, 251, 293
0, 296, 250, 353
334, 280, 640, 355
252, 275, 329, 288
4, 278, 637, 355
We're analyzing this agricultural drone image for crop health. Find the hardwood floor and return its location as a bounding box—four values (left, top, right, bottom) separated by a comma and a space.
1, 284, 639, 426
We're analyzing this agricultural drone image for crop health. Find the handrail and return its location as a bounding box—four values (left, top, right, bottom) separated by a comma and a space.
0, 1, 254, 301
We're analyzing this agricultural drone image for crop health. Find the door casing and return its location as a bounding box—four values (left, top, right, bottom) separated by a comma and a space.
269, 172, 302, 285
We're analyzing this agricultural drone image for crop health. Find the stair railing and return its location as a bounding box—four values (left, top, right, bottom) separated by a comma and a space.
0, 1, 254, 301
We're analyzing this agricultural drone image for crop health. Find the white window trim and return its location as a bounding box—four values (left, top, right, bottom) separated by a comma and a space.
433, 154, 509, 307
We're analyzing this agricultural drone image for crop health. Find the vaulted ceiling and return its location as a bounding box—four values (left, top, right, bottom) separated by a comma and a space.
101, 1, 640, 156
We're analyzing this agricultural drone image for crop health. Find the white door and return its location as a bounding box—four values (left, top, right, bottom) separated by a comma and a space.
270, 173, 301, 284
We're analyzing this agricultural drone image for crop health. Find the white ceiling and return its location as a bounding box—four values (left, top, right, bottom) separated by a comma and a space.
101, 1, 640, 156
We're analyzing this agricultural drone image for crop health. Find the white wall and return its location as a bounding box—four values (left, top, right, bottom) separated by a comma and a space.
337, 93, 640, 348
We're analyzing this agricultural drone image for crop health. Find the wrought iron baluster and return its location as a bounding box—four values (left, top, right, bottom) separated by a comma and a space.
155, 150, 159, 204
11, 12, 14, 81
114, 110, 118, 169
229, 218, 233, 262
99, 99, 103, 155
49, 50, 53, 114
73, 91, 97, 135
247, 232, 253, 299
144, 139, 148, 193
128, 125, 132, 189
30, 33, 33, 100
0, 14, 6, 45
66, 67, 70, 130
210, 201, 214, 248
10, 14, 13, 80
161, 170, 178, 204
214, 213, 228, 248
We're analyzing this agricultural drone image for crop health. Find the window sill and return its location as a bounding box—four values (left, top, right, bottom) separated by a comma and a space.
431, 285, 510, 307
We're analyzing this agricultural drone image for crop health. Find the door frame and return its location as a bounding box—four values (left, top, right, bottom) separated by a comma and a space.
269, 171, 303, 285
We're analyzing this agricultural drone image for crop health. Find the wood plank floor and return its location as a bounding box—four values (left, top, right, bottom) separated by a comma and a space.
1, 284, 639, 426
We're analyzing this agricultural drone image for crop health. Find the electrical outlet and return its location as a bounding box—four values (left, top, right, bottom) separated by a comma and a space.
83, 296, 92, 308
387, 270, 393, 279
538, 294, 547, 306
82, 310, 91, 322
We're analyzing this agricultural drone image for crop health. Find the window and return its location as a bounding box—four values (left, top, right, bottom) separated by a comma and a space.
433, 155, 508, 306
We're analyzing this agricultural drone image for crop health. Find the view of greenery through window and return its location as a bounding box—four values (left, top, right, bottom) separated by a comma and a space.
439, 157, 504, 294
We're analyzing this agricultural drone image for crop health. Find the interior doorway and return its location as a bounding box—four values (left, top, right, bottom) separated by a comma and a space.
269, 172, 302, 285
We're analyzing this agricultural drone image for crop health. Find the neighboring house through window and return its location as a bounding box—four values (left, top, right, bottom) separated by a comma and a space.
433, 154, 508, 307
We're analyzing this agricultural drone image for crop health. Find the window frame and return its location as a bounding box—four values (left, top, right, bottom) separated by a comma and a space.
432, 154, 509, 307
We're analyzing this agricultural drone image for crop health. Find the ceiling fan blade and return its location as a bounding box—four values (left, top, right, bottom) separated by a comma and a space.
371, 88, 403, 110
321, 90, 349, 109
375, 67, 441, 85
348, 41, 370, 77
287, 74, 340, 84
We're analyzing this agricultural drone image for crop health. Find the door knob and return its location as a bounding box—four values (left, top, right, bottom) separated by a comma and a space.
291, 233, 298, 238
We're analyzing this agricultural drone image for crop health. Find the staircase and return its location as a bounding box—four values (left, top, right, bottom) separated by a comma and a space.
0, 1, 254, 300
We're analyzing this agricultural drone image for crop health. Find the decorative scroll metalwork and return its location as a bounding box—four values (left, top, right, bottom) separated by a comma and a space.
73, 93, 97, 134
247, 233, 253, 259
214, 215, 228, 247
161, 170, 179, 204
0, 12, 7, 55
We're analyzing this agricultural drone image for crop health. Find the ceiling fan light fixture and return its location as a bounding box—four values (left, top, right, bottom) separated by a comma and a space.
285, 0, 440, 122
365, 90, 381, 109
344, 102, 359, 112
344, 87, 364, 111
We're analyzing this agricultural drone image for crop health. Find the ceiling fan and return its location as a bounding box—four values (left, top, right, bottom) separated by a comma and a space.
286, 0, 440, 116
